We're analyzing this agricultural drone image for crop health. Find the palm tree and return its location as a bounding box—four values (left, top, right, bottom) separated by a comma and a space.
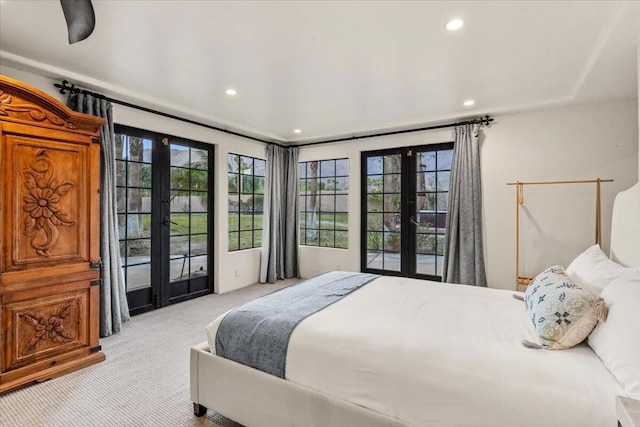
115, 134, 126, 216
383, 155, 401, 231
127, 136, 144, 237
417, 152, 427, 210
306, 161, 319, 241
171, 151, 209, 206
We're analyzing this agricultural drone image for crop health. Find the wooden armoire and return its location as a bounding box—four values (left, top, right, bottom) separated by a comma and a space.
0, 75, 105, 393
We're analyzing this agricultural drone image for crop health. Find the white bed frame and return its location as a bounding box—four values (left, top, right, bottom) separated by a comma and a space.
190, 183, 640, 426
190, 341, 403, 426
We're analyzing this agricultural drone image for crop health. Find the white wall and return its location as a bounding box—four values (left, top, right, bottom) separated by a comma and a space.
482, 100, 637, 289
3, 64, 638, 293
0, 64, 266, 293
299, 99, 638, 290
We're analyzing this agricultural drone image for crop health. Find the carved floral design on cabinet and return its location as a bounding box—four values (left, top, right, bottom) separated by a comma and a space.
22, 150, 75, 257
19, 304, 74, 352
0, 90, 78, 129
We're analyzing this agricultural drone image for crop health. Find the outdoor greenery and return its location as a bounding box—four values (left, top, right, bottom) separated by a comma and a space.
170, 152, 209, 206
115, 135, 212, 271
364, 150, 450, 261
170, 213, 208, 235
416, 233, 444, 256
299, 159, 349, 249
228, 153, 265, 251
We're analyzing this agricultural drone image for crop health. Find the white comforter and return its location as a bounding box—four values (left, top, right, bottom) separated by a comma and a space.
206, 276, 623, 426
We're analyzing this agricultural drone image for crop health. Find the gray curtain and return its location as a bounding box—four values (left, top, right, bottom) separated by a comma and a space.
442, 124, 487, 287
260, 145, 300, 283
68, 92, 130, 336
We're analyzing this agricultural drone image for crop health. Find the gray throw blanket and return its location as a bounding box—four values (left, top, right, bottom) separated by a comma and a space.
215, 271, 379, 378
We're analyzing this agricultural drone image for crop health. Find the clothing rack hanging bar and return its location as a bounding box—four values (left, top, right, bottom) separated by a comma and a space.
54, 80, 493, 149
506, 179, 614, 186
508, 177, 614, 289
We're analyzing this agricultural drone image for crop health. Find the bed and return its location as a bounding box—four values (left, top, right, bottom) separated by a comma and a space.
190, 183, 640, 426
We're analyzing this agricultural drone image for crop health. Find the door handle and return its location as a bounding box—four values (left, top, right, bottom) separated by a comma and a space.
162, 216, 178, 226
410, 216, 422, 227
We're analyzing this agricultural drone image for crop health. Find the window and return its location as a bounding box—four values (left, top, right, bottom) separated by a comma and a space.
299, 158, 349, 248
228, 153, 265, 251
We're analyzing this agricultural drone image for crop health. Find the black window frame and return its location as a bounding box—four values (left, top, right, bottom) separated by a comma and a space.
227, 153, 265, 251
114, 124, 215, 315
115, 127, 155, 303
299, 158, 350, 249
360, 142, 453, 281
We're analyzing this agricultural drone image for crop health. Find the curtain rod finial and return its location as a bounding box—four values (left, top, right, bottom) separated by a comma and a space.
480, 115, 493, 127
54, 80, 77, 95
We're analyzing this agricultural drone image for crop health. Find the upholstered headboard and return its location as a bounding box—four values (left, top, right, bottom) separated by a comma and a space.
610, 183, 640, 268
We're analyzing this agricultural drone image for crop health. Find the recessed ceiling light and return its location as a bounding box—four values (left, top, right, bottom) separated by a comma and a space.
444, 18, 464, 31
463, 99, 475, 107
225, 88, 237, 96
293, 129, 302, 134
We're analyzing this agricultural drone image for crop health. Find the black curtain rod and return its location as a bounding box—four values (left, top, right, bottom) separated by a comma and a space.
54, 80, 286, 147
290, 115, 494, 147
54, 80, 493, 150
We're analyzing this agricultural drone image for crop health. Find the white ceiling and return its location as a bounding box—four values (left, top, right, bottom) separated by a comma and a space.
1, 1, 639, 144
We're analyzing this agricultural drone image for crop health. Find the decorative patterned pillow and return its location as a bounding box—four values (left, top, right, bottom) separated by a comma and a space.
523, 265, 608, 350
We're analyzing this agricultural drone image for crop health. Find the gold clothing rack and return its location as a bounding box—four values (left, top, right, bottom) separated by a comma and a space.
506, 178, 614, 287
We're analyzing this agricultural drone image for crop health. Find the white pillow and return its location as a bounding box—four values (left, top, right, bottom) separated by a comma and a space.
566, 244, 640, 294
588, 275, 640, 399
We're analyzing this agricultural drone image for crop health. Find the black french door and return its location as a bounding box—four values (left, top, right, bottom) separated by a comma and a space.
115, 125, 214, 315
361, 143, 453, 281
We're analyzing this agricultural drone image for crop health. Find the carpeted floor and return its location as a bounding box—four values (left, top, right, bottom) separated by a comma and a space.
0, 279, 296, 427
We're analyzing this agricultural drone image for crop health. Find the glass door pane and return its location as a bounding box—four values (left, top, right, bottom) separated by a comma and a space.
364, 153, 402, 273
414, 148, 451, 278
115, 129, 156, 314
167, 142, 211, 303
